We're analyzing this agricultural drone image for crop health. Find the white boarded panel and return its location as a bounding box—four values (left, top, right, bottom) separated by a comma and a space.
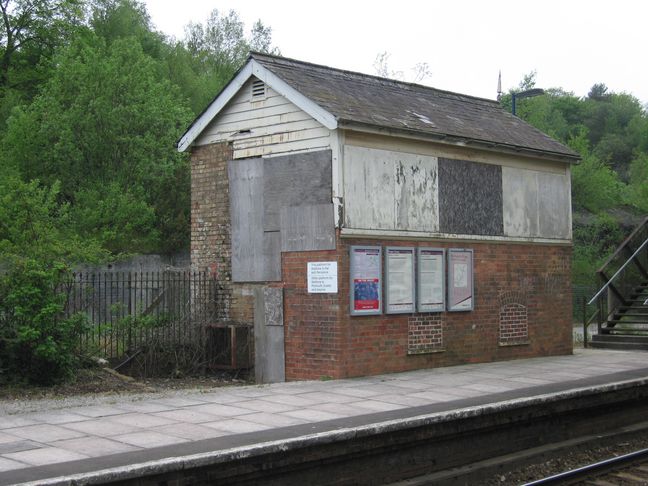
344, 147, 394, 230
538, 172, 571, 239
229, 159, 264, 282
280, 204, 335, 252
394, 154, 438, 231
503, 167, 570, 239
502, 166, 539, 237
344, 146, 438, 232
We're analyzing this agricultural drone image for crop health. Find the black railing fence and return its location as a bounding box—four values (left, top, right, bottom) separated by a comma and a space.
60, 271, 244, 375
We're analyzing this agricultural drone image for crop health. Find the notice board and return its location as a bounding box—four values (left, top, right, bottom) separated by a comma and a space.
385, 247, 415, 314
417, 248, 445, 312
350, 246, 382, 315
448, 249, 474, 311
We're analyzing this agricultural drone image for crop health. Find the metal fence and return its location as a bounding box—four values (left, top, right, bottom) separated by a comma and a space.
62, 271, 220, 367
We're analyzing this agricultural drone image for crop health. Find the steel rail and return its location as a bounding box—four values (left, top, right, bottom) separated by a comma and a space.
588, 235, 648, 305
522, 446, 648, 485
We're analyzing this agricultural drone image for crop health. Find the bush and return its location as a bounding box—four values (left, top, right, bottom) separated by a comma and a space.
0, 176, 105, 385
0, 259, 88, 385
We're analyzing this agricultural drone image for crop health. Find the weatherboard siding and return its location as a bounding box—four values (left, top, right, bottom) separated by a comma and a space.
195, 78, 331, 159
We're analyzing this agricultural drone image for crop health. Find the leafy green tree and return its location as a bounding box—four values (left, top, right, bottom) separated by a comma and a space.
626, 153, 648, 212
2, 33, 193, 253
0, 174, 106, 384
568, 129, 623, 213
177, 9, 278, 114
0, 0, 85, 128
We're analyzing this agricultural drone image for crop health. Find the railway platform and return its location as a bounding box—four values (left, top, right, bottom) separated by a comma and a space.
2, 348, 648, 485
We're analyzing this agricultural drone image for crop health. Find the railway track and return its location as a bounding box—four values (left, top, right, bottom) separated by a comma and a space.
524, 447, 648, 485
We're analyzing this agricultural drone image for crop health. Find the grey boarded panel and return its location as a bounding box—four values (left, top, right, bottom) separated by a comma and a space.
229, 159, 264, 282
280, 204, 335, 252
438, 158, 503, 236
502, 166, 539, 237
263, 231, 281, 281
263, 149, 332, 231
254, 287, 285, 384
264, 287, 284, 326
538, 172, 570, 238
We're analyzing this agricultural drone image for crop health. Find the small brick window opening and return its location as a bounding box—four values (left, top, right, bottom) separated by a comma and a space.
499, 303, 529, 346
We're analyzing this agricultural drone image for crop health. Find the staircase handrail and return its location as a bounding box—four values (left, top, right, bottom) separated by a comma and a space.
588, 234, 648, 305
596, 216, 648, 273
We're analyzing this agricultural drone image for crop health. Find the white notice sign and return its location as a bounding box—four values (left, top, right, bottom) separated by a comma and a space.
307, 262, 338, 293
418, 248, 444, 312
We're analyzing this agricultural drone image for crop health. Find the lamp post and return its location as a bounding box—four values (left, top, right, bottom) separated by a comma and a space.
512, 88, 545, 116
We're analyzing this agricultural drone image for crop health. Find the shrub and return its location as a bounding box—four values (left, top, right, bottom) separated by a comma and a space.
0, 259, 88, 385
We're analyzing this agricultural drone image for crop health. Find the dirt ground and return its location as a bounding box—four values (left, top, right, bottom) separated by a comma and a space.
0, 367, 251, 401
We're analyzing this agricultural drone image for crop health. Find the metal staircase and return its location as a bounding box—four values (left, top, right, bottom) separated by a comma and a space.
585, 217, 648, 350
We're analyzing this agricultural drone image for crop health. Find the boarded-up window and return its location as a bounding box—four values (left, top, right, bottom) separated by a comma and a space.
229, 150, 333, 282
438, 158, 503, 236
343, 146, 439, 232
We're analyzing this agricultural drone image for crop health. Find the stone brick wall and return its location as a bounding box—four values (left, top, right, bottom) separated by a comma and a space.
283, 233, 572, 381
190, 142, 260, 323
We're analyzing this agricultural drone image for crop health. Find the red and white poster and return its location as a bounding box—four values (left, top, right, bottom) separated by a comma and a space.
350, 246, 382, 315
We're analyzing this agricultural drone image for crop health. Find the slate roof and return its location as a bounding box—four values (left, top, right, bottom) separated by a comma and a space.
250, 52, 580, 161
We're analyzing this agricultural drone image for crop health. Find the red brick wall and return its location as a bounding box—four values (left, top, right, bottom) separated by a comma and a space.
499, 303, 529, 345
283, 234, 572, 381
408, 315, 445, 354
191, 144, 573, 380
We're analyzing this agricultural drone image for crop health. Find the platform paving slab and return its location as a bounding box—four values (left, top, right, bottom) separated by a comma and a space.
1, 349, 648, 485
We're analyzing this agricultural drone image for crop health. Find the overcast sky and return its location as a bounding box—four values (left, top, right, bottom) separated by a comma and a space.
144, 0, 647, 105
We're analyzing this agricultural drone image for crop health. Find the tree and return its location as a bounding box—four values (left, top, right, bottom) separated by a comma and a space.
2, 33, 193, 253
0, 0, 85, 128
372, 51, 431, 83
0, 174, 106, 385
176, 9, 278, 114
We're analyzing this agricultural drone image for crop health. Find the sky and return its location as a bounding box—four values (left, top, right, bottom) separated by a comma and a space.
143, 0, 648, 105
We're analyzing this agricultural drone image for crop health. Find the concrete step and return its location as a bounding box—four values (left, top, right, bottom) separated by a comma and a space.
591, 334, 648, 351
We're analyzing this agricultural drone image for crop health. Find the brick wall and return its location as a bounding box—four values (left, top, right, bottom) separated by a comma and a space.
283, 233, 572, 381
191, 144, 573, 381
408, 315, 445, 354
190, 143, 259, 323
499, 303, 529, 345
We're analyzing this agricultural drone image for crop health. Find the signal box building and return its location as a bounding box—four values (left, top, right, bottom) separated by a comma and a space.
178, 53, 580, 383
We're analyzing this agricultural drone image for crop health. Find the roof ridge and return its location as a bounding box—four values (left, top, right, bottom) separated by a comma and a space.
249, 51, 500, 107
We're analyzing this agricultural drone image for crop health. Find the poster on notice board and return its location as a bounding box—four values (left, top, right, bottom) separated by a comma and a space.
385, 247, 415, 314
350, 246, 382, 315
448, 248, 474, 311
417, 248, 445, 312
